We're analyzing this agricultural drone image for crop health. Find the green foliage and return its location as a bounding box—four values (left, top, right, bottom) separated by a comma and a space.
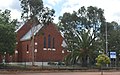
59, 6, 105, 67
19, 0, 55, 24
96, 54, 110, 67
100, 21, 120, 66
108, 22, 120, 66
64, 30, 103, 66
19, 0, 43, 19
0, 9, 16, 55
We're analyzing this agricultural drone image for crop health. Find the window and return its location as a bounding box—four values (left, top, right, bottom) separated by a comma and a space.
52, 38, 55, 48
44, 37, 46, 48
48, 35, 51, 48
27, 44, 29, 51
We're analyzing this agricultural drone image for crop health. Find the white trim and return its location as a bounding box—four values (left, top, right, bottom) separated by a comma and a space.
15, 50, 18, 54
8, 62, 50, 66
52, 48, 56, 51
15, 22, 25, 32
67, 50, 71, 52
26, 51, 29, 54
34, 49, 37, 52
48, 48, 51, 50
43, 48, 47, 50
62, 50, 65, 53
35, 42, 38, 45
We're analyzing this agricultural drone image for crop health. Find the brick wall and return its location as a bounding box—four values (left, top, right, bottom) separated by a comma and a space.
15, 23, 68, 62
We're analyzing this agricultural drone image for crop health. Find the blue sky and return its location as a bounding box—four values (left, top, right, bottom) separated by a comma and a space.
43, 0, 66, 23
0, 0, 120, 24
43, 0, 120, 23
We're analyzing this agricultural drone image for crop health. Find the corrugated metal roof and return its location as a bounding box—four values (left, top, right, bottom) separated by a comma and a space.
20, 24, 43, 41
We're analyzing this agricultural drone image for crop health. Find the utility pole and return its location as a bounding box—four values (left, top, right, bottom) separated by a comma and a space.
105, 22, 108, 67
105, 23, 108, 55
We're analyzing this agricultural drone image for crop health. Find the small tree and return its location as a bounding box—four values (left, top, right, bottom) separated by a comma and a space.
0, 9, 16, 64
96, 54, 110, 75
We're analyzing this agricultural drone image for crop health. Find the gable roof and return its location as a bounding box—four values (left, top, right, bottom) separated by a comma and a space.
15, 22, 24, 32
18, 21, 67, 47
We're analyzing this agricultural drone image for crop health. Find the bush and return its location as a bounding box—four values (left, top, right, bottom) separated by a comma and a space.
48, 62, 57, 65
96, 54, 110, 67
57, 62, 65, 66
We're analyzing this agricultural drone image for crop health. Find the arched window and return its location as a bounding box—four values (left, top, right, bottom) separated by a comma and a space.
48, 35, 51, 48
44, 37, 46, 48
52, 38, 55, 48
27, 44, 29, 51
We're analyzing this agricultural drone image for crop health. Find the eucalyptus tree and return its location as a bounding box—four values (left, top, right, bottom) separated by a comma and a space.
59, 6, 106, 67
19, 0, 55, 66
19, 0, 55, 24
103, 21, 120, 66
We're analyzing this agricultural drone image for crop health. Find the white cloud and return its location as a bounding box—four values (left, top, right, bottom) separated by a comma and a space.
47, 0, 62, 6
0, 0, 13, 9
0, 0, 120, 24
10, 9, 21, 20
44, 4, 52, 9
60, 0, 120, 23
53, 16, 59, 23
0, 0, 21, 21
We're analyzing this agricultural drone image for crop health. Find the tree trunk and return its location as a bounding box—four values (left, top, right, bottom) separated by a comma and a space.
82, 55, 88, 67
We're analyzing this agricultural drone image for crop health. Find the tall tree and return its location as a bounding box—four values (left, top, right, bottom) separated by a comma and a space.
58, 6, 106, 67
0, 9, 16, 57
102, 21, 120, 66
19, 0, 55, 24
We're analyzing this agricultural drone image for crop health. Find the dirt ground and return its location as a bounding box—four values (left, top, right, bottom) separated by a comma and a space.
0, 72, 120, 75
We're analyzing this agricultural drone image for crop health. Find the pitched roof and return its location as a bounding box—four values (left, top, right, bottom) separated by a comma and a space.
20, 24, 43, 41
19, 22, 67, 47
15, 22, 25, 32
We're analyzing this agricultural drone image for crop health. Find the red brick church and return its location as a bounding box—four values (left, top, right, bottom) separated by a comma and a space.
10, 19, 68, 65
